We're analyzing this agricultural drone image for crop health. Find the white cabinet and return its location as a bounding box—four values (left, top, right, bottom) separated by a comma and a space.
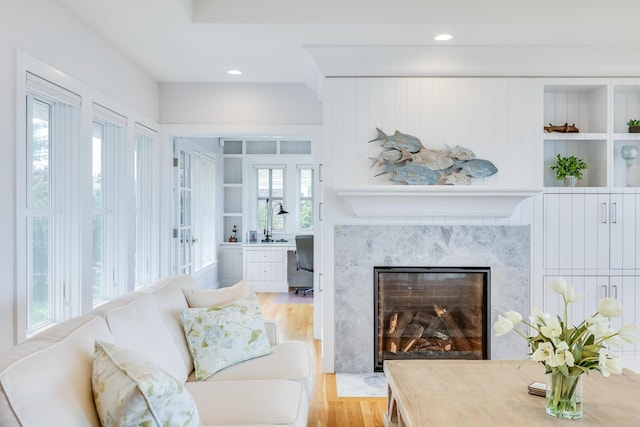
243, 246, 289, 292
544, 192, 640, 272
220, 245, 243, 286
543, 275, 639, 359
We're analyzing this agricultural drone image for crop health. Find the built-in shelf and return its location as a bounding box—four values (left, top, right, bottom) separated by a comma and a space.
336, 186, 542, 218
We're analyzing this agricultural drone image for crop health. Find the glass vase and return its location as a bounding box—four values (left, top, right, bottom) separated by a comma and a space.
545, 371, 583, 419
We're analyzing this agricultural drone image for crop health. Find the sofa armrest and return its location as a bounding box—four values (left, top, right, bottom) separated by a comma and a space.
263, 319, 280, 345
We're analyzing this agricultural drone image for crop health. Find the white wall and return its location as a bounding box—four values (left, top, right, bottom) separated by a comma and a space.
0, 0, 159, 352
160, 82, 322, 125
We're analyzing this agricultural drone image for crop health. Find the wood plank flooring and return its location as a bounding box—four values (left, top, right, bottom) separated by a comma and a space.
257, 292, 387, 427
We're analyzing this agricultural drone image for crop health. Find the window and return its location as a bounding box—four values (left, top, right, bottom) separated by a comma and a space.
298, 166, 314, 229
134, 124, 160, 287
21, 73, 81, 335
92, 104, 127, 305
257, 167, 285, 232
17, 61, 162, 342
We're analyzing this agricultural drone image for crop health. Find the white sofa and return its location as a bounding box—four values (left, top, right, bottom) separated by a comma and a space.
0, 275, 314, 426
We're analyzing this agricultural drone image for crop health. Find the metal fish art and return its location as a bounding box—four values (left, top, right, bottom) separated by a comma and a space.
439, 172, 472, 185
446, 144, 476, 161
458, 159, 498, 178
369, 128, 498, 185
400, 148, 455, 170
376, 159, 440, 185
368, 149, 403, 169
368, 128, 424, 153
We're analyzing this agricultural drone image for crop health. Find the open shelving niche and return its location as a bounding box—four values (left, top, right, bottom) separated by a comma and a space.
222, 140, 244, 243
613, 85, 640, 188
543, 82, 640, 189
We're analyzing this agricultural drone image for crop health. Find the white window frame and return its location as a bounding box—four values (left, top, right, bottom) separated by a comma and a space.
18, 73, 82, 338
255, 165, 287, 234
92, 104, 128, 305
134, 124, 160, 287
297, 164, 314, 230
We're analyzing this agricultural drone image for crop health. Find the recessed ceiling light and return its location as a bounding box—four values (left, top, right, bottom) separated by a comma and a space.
227, 69, 242, 75
434, 34, 453, 41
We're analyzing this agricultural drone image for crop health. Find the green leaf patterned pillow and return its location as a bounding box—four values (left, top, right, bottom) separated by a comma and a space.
92, 340, 200, 427
180, 292, 273, 381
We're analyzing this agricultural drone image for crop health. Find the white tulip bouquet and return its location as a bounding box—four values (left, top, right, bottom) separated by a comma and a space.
494, 277, 639, 418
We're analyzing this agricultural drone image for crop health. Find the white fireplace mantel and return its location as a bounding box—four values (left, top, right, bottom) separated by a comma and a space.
336, 185, 542, 218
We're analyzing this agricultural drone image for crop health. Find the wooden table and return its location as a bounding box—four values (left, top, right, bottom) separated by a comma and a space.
384, 360, 640, 426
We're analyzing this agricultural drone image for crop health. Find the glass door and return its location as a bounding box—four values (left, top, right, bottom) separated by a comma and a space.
173, 139, 194, 275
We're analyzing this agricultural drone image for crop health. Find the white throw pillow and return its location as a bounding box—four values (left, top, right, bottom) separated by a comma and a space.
180, 292, 273, 381
182, 280, 250, 308
92, 340, 200, 427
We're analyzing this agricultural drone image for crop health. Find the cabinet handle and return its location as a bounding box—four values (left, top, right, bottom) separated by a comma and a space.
602, 284, 608, 298
601, 203, 608, 223
319, 272, 323, 292
611, 284, 618, 299
318, 163, 324, 183
319, 202, 324, 221
611, 203, 617, 224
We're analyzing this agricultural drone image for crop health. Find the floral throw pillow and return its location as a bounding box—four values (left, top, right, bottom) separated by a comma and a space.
92, 340, 200, 427
180, 292, 273, 381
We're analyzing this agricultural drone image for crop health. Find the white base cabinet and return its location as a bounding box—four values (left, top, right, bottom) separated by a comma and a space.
243, 246, 289, 292
543, 275, 639, 359
543, 191, 640, 359
220, 245, 243, 286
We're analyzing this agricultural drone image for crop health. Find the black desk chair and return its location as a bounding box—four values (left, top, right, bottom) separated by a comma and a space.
294, 235, 314, 296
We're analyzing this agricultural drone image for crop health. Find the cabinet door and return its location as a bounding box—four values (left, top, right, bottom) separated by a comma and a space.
609, 193, 638, 270
544, 194, 609, 271
220, 247, 243, 286
607, 276, 639, 358
543, 276, 599, 327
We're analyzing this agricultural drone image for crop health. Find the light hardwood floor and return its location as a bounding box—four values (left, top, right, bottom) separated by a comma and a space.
257, 292, 387, 427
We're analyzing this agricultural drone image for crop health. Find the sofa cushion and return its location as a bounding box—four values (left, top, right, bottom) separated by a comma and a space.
192, 340, 315, 400
142, 275, 197, 374
182, 279, 249, 308
92, 340, 200, 427
0, 315, 113, 427
104, 292, 188, 382
180, 293, 273, 381
186, 380, 308, 427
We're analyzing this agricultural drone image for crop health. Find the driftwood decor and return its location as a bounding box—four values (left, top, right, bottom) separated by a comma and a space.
544, 122, 579, 133
368, 128, 498, 185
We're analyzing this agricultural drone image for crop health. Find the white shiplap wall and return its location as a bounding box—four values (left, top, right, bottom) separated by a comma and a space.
321, 77, 545, 225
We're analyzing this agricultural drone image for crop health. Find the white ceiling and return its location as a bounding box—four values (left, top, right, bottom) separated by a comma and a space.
55, 0, 640, 89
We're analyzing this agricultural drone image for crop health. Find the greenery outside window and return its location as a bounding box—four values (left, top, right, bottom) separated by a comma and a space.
257, 167, 285, 233
298, 166, 314, 229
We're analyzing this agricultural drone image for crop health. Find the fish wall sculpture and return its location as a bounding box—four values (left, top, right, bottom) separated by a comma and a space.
369, 128, 498, 185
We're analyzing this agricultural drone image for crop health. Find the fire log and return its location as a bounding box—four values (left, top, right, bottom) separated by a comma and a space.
400, 324, 425, 352
433, 304, 471, 352
386, 311, 415, 353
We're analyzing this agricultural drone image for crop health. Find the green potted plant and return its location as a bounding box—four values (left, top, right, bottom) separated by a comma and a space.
627, 119, 640, 133
550, 154, 588, 187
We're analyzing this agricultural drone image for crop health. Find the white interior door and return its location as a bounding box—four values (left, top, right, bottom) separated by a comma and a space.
173, 139, 194, 275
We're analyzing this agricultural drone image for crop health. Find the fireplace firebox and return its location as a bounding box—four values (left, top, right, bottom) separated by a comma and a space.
374, 266, 490, 371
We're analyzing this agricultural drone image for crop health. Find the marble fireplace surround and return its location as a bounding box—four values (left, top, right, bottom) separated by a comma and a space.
334, 224, 530, 373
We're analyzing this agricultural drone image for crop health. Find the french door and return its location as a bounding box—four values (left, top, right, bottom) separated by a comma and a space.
173, 139, 195, 275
